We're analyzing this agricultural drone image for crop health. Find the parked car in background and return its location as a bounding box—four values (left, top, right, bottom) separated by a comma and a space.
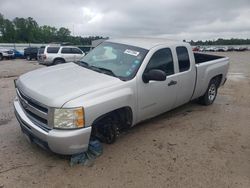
192, 46, 200, 52
24, 47, 38, 60
38, 45, 85, 66
206, 47, 216, 52
12, 49, 24, 59
227, 47, 235, 52
234, 47, 248, 51
216, 46, 228, 52
0, 48, 15, 60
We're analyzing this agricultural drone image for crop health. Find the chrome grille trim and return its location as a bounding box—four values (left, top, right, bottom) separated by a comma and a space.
17, 89, 48, 113
16, 87, 53, 131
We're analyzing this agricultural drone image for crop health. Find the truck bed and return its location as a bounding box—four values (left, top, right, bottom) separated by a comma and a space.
194, 53, 224, 64
191, 53, 229, 101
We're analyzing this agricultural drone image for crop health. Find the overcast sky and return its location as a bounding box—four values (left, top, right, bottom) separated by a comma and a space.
0, 0, 250, 40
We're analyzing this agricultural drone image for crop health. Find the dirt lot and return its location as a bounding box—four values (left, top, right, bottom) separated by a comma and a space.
0, 52, 250, 188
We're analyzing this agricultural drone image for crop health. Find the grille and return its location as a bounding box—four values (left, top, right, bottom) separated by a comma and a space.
16, 87, 52, 132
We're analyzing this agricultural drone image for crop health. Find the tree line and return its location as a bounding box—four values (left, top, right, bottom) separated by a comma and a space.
0, 13, 105, 45
188, 38, 250, 46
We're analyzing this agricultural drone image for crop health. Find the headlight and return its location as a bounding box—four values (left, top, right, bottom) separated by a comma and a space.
54, 107, 85, 129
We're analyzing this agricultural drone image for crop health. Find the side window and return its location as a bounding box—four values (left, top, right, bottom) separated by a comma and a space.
145, 48, 174, 76
176, 46, 190, 72
47, 47, 60, 54
61, 48, 71, 54
72, 48, 83, 54
31, 48, 38, 53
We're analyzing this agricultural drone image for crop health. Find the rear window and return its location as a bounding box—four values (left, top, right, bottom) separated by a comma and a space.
38, 47, 45, 54
176, 46, 190, 72
61, 47, 72, 54
47, 47, 60, 54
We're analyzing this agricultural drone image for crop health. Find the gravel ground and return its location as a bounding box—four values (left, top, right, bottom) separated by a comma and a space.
0, 52, 250, 188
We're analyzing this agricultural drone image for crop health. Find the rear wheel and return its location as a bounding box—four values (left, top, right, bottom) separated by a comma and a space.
54, 59, 65, 65
0, 54, 3, 60
199, 79, 218, 105
26, 55, 31, 61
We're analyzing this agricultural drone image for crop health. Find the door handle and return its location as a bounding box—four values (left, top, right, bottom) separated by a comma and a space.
168, 80, 177, 86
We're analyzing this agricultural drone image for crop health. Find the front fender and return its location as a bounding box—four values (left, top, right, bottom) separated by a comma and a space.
63, 86, 136, 127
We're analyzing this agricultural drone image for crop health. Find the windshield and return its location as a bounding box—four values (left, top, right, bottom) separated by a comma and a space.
79, 42, 148, 81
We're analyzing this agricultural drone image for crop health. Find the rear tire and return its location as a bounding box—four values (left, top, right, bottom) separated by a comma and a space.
0, 54, 3, 61
26, 55, 31, 61
54, 59, 65, 65
199, 79, 218, 105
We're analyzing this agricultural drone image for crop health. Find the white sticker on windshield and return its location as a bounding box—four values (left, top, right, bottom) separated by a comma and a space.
124, 49, 140, 56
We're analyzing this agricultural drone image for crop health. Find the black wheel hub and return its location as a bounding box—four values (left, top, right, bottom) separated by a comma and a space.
94, 117, 119, 144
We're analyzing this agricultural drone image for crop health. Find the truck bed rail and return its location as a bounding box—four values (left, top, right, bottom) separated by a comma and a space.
194, 53, 224, 64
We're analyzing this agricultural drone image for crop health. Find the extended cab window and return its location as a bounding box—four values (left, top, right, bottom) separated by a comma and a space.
61, 48, 72, 54
47, 47, 60, 54
145, 48, 174, 76
176, 46, 190, 72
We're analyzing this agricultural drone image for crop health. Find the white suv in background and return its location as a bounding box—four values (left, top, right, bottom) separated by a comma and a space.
38, 45, 85, 65
0, 48, 15, 60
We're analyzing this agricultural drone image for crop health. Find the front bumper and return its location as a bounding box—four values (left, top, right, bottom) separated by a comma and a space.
14, 98, 91, 155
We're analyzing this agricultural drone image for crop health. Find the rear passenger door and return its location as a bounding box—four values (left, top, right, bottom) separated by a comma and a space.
173, 46, 196, 108
72, 48, 84, 61
60, 47, 74, 62
137, 48, 178, 121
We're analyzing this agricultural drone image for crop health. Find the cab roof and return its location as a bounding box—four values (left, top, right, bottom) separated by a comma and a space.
107, 37, 187, 50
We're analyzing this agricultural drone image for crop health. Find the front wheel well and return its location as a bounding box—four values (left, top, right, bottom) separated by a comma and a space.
92, 107, 133, 130
91, 107, 133, 143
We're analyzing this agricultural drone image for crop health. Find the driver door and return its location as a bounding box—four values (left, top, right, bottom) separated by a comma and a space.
137, 48, 178, 122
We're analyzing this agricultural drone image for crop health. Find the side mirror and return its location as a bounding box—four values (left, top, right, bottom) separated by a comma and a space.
142, 69, 167, 83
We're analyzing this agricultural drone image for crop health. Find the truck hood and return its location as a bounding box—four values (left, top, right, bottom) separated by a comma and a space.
17, 63, 122, 107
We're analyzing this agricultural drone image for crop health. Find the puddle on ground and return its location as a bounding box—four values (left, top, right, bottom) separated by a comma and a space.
228, 72, 248, 81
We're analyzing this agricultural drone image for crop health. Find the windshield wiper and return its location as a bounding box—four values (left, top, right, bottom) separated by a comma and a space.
76, 61, 90, 68
76, 62, 123, 80
90, 66, 118, 78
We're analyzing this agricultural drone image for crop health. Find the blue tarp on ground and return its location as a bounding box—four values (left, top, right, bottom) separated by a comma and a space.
70, 139, 103, 166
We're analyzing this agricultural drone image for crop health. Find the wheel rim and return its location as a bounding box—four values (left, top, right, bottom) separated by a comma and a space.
208, 84, 216, 101
103, 125, 115, 143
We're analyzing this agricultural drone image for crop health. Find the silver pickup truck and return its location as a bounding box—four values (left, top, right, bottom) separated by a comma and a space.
14, 38, 229, 155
